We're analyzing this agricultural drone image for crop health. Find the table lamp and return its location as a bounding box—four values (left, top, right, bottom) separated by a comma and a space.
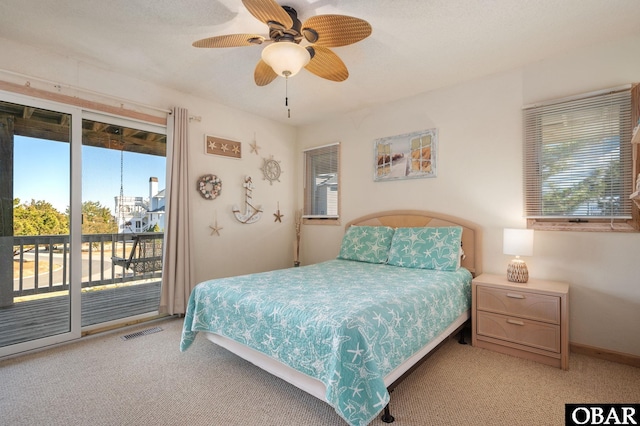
503, 228, 534, 283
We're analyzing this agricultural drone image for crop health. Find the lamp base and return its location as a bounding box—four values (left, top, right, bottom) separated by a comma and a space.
507, 259, 529, 283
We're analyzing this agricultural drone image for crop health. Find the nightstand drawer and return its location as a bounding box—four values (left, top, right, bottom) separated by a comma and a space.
476, 311, 561, 353
476, 286, 560, 324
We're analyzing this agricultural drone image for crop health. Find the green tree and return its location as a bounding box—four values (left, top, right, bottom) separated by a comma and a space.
541, 138, 622, 216
78, 201, 117, 235
13, 198, 68, 236
13, 199, 117, 235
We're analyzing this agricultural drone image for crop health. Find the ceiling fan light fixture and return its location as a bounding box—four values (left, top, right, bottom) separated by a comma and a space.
261, 41, 310, 78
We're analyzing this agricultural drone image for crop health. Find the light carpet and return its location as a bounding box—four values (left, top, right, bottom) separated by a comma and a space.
1, 317, 638, 425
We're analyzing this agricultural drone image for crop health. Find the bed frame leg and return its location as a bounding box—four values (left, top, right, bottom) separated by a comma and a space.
458, 329, 467, 345
457, 321, 469, 345
381, 404, 395, 423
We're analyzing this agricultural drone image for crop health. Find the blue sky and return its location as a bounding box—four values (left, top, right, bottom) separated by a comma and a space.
13, 136, 166, 215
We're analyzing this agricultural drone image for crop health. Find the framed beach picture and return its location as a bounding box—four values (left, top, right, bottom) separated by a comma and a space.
374, 128, 437, 181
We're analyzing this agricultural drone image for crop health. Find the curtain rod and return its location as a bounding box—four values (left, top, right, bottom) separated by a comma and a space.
0, 68, 172, 114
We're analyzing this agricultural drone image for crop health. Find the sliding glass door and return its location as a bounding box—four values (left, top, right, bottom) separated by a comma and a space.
80, 114, 166, 328
0, 93, 166, 357
0, 93, 82, 355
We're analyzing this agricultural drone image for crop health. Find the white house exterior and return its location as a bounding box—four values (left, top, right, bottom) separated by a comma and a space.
114, 177, 165, 233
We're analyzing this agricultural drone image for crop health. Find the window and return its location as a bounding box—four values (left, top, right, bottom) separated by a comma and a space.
303, 143, 340, 223
523, 86, 637, 231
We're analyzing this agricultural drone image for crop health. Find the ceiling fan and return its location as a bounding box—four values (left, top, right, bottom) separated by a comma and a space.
192, 0, 372, 86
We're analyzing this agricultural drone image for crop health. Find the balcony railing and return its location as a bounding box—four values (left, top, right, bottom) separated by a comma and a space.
12, 232, 164, 298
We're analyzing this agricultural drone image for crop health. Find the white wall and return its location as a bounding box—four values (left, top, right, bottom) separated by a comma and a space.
183, 96, 298, 283
297, 34, 640, 357
0, 38, 298, 285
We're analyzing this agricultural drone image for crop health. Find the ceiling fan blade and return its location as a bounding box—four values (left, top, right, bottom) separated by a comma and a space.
254, 59, 278, 86
242, 0, 293, 28
193, 34, 265, 48
302, 15, 372, 47
304, 46, 348, 82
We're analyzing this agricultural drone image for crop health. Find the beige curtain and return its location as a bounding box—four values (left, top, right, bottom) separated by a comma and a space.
159, 107, 195, 315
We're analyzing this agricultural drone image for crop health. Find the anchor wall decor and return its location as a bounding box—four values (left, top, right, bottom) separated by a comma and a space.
232, 176, 263, 224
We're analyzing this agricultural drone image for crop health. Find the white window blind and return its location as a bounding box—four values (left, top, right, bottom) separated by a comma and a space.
303, 143, 339, 219
523, 88, 633, 220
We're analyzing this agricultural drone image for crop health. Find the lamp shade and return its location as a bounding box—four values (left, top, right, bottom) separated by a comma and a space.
261, 42, 311, 78
503, 228, 534, 257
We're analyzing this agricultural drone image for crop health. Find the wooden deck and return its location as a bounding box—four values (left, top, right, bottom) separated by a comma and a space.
0, 281, 161, 348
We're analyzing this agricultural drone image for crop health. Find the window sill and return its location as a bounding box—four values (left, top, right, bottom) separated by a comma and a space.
303, 217, 341, 226
527, 219, 639, 233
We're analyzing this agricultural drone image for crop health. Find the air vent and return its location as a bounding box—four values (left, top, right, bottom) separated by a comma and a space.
121, 326, 163, 341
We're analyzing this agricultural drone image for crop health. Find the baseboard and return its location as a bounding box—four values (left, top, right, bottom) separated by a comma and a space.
570, 342, 640, 368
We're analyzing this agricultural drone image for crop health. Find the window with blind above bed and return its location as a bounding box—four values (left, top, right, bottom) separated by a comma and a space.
303, 142, 340, 224
523, 85, 639, 232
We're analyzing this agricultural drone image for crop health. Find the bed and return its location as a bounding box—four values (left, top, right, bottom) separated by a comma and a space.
180, 210, 481, 426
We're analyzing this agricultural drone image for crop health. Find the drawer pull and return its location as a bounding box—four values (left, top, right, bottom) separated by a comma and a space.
506, 293, 525, 299
506, 319, 525, 326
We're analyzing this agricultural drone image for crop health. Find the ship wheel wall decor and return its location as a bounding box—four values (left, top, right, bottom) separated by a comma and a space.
232, 176, 263, 224
261, 155, 282, 185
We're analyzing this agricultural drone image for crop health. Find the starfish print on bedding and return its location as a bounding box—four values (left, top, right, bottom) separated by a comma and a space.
347, 342, 364, 362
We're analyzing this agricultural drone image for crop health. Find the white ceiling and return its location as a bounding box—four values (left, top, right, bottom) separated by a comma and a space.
1, 0, 640, 126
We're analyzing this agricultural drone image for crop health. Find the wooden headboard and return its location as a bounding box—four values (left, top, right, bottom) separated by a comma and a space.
345, 210, 482, 277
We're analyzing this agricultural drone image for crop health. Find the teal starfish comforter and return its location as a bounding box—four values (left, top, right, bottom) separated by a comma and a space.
181, 259, 472, 426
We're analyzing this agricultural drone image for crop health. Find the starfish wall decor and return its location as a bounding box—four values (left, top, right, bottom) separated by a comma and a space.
274, 202, 284, 222
205, 135, 241, 159
250, 140, 261, 155
209, 211, 223, 236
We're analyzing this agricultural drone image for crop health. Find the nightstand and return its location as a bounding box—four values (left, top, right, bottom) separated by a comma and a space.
472, 273, 569, 370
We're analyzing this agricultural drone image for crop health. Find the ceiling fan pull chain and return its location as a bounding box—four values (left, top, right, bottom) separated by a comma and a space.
285, 76, 291, 118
